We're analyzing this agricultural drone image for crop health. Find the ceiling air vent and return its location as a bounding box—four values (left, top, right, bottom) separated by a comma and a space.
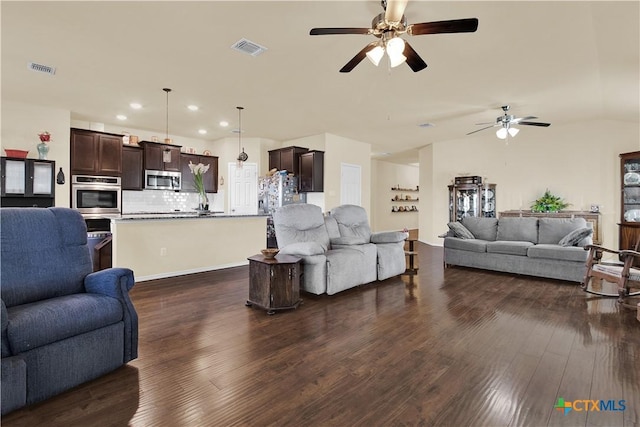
231, 38, 267, 57
28, 62, 56, 75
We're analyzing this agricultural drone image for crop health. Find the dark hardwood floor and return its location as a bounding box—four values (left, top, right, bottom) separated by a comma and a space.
3, 243, 639, 426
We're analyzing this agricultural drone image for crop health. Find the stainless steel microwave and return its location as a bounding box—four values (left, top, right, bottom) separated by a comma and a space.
144, 170, 181, 190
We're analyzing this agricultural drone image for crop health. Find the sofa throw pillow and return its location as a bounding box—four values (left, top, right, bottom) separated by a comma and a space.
559, 227, 593, 247
447, 222, 475, 239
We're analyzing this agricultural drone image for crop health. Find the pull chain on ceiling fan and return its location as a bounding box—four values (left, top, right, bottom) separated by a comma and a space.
309, 0, 478, 73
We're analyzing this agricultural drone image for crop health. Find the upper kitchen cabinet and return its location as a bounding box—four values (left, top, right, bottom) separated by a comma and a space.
70, 128, 123, 176
298, 150, 324, 192
141, 141, 181, 172
1, 157, 55, 207
180, 153, 218, 193
122, 145, 144, 190
268, 146, 308, 175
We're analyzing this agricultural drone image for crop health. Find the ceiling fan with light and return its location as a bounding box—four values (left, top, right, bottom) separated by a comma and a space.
466, 105, 551, 139
309, 0, 478, 73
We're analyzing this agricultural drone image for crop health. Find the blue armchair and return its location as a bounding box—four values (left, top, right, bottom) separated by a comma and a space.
1, 207, 138, 415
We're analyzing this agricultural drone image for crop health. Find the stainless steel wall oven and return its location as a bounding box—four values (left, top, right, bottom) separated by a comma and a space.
72, 175, 121, 215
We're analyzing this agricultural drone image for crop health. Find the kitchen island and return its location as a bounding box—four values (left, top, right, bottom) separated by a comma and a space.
111, 213, 268, 281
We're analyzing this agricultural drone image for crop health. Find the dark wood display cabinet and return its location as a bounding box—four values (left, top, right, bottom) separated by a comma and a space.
268, 146, 308, 175
246, 254, 302, 315
70, 128, 123, 176
299, 150, 324, 192
180, 153, 219, 193
1, 157, 55, 207
122, 145, 144, 190
619, 151, 640, 265
140, 141, 181, 172
448, 178, 496, 222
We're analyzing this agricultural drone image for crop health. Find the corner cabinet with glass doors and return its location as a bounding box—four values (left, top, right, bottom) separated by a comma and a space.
1, 157, 55, 207
619, 151, 640, 261
448, 179, 496, 222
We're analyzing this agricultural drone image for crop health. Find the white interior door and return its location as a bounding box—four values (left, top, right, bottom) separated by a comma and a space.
228, 162, 258, 215
341, 163, 361, 206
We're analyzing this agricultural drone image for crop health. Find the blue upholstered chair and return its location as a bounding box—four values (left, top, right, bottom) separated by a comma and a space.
1, 207, 138, 415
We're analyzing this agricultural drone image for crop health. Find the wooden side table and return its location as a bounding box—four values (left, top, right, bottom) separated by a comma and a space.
404, 238, 419, 275
246, 254, 302, 315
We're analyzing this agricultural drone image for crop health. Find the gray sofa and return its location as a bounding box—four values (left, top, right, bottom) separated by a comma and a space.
272, 204, 406, 295
443, 216, 593, 282
1, 207, 138, 415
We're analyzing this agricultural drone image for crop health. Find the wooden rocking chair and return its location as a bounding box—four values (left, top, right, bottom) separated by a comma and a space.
581, 243, 640, 307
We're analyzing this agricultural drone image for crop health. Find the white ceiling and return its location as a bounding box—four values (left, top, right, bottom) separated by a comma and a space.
2, 1, 639, 164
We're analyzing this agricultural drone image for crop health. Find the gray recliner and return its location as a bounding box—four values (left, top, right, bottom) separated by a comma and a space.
273, 204, 378, 295
329, 205, 407, 280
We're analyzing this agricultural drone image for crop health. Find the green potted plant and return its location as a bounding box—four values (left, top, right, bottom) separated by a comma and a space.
531, 189, 570, 213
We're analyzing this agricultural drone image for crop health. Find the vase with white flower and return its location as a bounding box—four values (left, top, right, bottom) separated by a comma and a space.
37, 131, 51, 160
189, 161, 210, 213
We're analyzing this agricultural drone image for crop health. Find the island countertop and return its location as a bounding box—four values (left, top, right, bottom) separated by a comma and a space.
113, 211, 268, 221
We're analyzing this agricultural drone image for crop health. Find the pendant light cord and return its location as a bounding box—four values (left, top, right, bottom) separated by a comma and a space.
163, 88, 172, 140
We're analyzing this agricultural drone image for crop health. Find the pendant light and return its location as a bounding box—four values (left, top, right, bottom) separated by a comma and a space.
236, 106, 248, 168
163, 88, 172, 144
162, 88, 172, 163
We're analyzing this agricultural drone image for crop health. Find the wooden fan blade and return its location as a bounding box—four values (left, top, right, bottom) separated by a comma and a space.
518, 121, 551, 127
511, 116, 537, 123
310, 28, 372, 36
466, 125, 495, 135
408, 18, 479, 36
385, 0, 409, 23
403, 42, 427, 72
339, 42, 378, 73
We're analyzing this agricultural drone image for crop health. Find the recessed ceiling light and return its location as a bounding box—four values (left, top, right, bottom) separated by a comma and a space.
198, 129, 207, 135
219, 120, 229, 127
116, 114, 127, 120
130, 102, 142, 109
187, 105, 199, 111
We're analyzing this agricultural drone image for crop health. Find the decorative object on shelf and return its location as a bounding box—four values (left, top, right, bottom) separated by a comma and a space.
530, 189, 570, 213
3, 149, 29, 158
261, 248, 280, 259
162, 88, 173, 144
37, 131, 51, 160
56, 167, 65, 185
235, 106, 248, 168
188, 161, 211, 212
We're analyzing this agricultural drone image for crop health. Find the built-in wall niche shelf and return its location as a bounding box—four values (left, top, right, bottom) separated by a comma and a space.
392, 197, 419, 202
392, 186, 419, 192
391, 206, 418, 213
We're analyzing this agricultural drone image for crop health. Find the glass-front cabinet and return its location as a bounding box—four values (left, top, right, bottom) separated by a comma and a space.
620, 151, 640, 258
448, 179, 496, 222
1, 157, 55, 207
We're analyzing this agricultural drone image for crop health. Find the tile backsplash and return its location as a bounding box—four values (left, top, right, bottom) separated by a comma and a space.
122, 190, 224, 214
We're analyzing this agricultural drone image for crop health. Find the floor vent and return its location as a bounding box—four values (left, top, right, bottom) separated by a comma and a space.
28, 62, 56, 75
231, 38, 267, 57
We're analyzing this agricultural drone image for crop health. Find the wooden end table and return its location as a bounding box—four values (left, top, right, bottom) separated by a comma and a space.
245, 254, 302, 315
404, 238, 419, 275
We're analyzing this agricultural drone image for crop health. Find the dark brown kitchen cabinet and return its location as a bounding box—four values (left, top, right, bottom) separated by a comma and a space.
299, 150, 324, 192
141, 141, 181, 172
1, 157, 55, 207
70, 128, 122, 176
180, 153, 218, 193
122, 145, 144, 190
268, 146, 308, 175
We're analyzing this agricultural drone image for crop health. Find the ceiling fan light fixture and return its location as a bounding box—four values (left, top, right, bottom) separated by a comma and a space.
366, 45, 384, 66
385, 37, 406, 67
508, 127, 520, 137
496, 127, 508, 140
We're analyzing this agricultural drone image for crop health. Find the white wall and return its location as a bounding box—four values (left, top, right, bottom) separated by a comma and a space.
372, 160, 419, 232
2, 101, 72, 207
419, 119, 640, 248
